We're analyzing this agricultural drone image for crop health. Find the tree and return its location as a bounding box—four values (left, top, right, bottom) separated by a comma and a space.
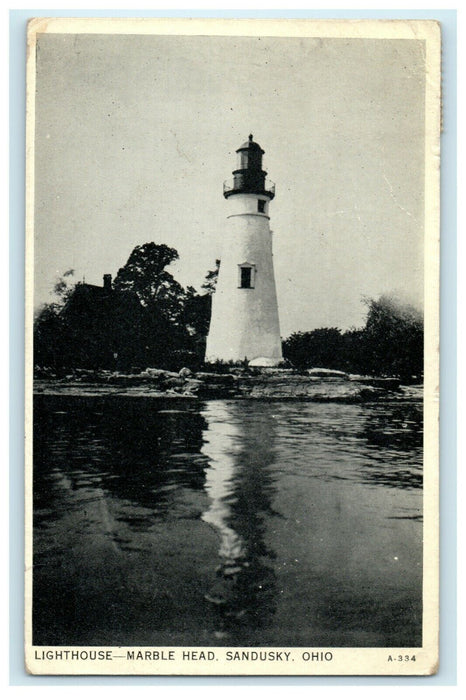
34, 270, 77, 369
201, 259, 220, 295
34, 303, 68, 368
282, 328, 344, 370
282, 295, 423, 380
361, 295, 423, 379
340, 328, 367, 373
113, 243, 187, 324
52, 268, 76, 305
182, 259, 220, 341
113, 242, 208, 366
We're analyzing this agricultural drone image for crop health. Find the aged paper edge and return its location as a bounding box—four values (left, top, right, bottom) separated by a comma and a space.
24, 16, 441, 677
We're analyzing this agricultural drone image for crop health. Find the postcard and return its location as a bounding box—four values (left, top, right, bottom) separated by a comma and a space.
25, 17, 440, 675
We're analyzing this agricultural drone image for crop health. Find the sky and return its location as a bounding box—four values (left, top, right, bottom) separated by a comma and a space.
34, 31, 425, 336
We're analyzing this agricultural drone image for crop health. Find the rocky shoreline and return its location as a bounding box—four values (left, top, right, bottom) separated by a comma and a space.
33, 367, 422, 402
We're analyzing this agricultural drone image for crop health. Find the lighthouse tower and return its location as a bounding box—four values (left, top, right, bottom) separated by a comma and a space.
205, 135, 283, 366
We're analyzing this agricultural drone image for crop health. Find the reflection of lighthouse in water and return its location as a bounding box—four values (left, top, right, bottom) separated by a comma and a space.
201, 402, 278, 639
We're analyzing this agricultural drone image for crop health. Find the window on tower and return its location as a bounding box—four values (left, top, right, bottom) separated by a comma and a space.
238, 264, 255, 289
241, 267, 252, 288
257, 200, 266, 213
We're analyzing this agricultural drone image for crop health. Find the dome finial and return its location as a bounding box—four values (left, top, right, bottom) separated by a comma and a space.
249, 133, 253, 142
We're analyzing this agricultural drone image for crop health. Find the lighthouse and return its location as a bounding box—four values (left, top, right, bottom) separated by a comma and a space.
205, 135, 283, 366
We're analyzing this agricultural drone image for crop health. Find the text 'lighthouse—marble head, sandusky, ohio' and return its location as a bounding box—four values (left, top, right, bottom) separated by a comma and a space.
205, 135, 283, 367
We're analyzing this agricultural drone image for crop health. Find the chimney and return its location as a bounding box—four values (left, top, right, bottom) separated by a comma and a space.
103, 274, 112, 291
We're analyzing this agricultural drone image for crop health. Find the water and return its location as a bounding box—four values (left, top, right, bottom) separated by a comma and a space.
33, 394, 423, 647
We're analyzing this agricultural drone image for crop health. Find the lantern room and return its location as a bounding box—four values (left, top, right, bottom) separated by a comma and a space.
223, 134, 275, 200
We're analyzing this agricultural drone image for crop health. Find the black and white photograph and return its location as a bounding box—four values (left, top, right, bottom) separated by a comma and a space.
25, 17, 440, 676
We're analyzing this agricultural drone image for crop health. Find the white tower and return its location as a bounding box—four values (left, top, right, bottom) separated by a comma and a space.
205, 135, 283, 366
